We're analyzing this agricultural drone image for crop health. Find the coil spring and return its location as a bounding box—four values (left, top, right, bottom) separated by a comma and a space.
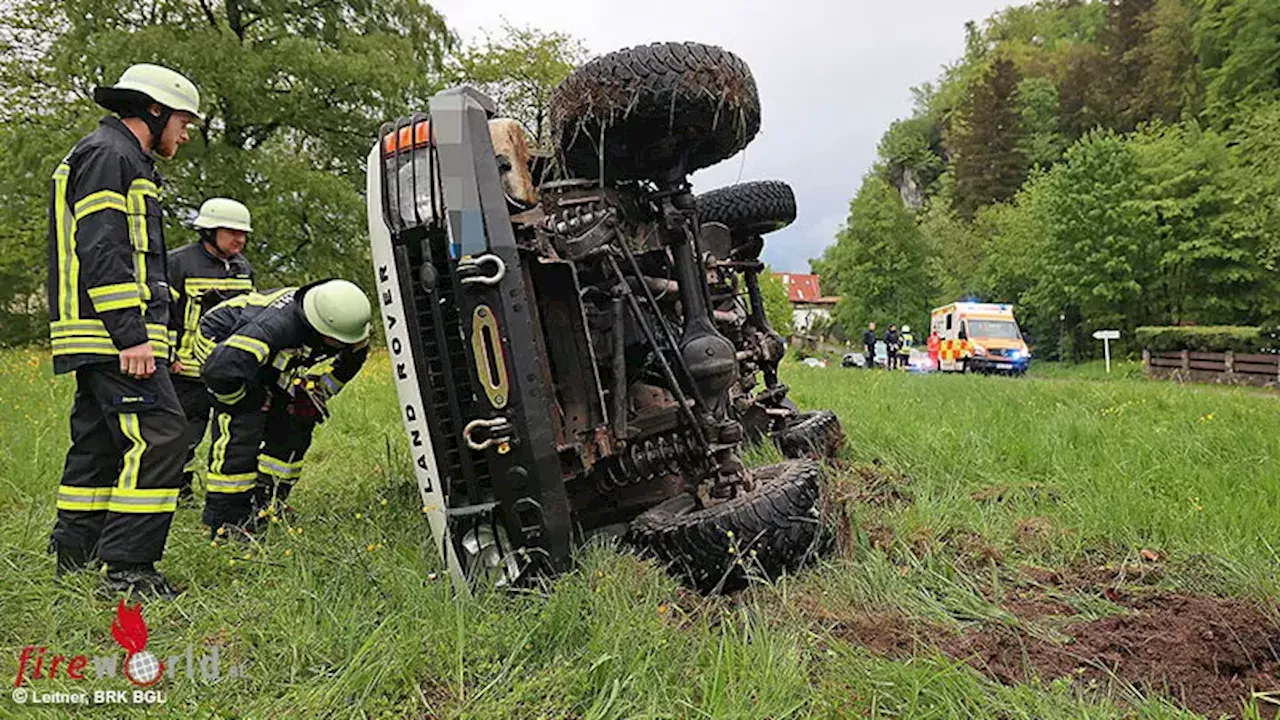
599, 429, 704, 492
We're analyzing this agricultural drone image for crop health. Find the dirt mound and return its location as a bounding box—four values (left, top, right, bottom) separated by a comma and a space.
808, 560, 1280, 718
944, 593, 1280, 718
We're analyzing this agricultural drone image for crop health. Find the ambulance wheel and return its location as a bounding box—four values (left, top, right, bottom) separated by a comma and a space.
772, 410, 843, 460
550, 42, 761, 181
626, 459, 825, 593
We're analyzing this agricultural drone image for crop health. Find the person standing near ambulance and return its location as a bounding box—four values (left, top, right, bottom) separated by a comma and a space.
168, 198, 255, 502
46, 64, 202, 599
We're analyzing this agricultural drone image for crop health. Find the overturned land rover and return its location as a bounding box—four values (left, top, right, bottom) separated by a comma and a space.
366, 42, 842, 592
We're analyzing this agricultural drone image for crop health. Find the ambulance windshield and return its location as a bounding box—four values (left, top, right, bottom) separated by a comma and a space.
967, 319, 1020, 339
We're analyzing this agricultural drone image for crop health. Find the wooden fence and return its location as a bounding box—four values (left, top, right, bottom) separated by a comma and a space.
1143, 349, 1280, 388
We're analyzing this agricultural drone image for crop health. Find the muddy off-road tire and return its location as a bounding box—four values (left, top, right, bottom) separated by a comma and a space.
627, 459, 824, 593
696, 181, 797, 237
550, 42, 761, 182
773, 410, 844, 460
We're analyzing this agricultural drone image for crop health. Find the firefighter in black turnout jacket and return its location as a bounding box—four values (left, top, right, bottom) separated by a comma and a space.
196, 280, 372, 536
46, 64, 202, 599
168, 198, 255, 500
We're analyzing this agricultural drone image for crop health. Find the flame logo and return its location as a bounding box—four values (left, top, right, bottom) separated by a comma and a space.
111, 599, 164, 686
111, 599, 148, 653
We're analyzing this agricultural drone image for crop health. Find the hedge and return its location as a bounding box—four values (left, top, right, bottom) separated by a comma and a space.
1135, 325, 1279, 353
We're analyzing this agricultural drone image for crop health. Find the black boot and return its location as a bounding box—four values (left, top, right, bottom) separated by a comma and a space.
104, 563, 180, 601
53, 542, 94, 578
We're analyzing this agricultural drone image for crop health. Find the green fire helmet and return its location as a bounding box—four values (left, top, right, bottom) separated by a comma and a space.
194, 198, 252, 232
303, 280, 371, 345
94, 63, 202, 120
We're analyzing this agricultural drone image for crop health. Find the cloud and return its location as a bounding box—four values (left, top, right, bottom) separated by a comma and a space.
433, 0, 1016, 272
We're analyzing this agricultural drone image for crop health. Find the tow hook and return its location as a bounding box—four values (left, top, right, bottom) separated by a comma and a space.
463, 417, 514, 452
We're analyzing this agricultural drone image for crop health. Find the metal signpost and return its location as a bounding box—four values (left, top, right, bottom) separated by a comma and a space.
1092, 329, 1120, 373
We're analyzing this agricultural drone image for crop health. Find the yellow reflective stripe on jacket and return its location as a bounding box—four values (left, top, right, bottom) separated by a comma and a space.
225, 335, 270, 363
316, 372, 344, 395
56, 485, 112, 512
187, 277, 254, 293
125, 179, 156, 304
72, 189, 127, 220
51, 336, 118, 356
107, 487, 178, 514
50, 320, 170, 359
50, 338, 170, 359
116, 414, 145, 491
194, 332, 217, 363
247, 288, 292, 307
87, 282, 143, 313
52, 163, 80, 320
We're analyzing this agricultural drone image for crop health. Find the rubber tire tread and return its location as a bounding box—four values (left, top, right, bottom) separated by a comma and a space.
626, 459, 824, 593
696, 181, 797, 236
772, 409, 844, 460
550, 41, 761, 181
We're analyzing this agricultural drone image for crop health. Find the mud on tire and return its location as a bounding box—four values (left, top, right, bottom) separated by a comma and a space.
626, 459, 824, 593
773, 410, 844, 460
696, 181, 797, 237
550, 42, 761, 182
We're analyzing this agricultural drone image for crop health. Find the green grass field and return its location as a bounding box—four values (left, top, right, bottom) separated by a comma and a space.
2, 351, 1278, 719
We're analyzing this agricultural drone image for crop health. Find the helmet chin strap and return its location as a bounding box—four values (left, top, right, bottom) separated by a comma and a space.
140, 106, 173, 150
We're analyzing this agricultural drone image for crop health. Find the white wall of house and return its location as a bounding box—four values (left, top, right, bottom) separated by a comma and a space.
793, 305, 832, 332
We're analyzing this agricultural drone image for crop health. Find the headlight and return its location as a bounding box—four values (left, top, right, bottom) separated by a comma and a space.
971, 345, 987, 356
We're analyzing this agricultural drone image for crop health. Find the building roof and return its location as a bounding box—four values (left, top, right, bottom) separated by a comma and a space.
775, 273, 840, 304
778, 273, 819, 302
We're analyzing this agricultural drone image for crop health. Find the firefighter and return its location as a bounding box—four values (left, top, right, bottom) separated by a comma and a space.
885, 324, 901, 370
168, 198, 255, 502
47, 63, 202, 599
899, 325, 915, 367
195, 280, 372, 538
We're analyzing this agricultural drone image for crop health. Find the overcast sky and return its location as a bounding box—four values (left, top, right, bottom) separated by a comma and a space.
433, 0, 1017, 274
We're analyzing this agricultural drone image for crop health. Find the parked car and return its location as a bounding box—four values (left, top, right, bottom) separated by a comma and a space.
842, 341, 887, 368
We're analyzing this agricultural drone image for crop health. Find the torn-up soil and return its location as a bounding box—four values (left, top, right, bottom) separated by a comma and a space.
808, 568, 1280, 718
820, 464, 914, 555
945, 592, 1280, 718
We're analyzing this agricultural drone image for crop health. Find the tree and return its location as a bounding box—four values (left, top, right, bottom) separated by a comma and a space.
826, 176, 935, 331
951, 57, 1028, 218
1100, 0, 1157, 131
1015, 76, 1068, 167
919, 202, 984, 307
1196, 0, 1280, 124
0, 0, 453, 343
757, 270, 794, 338
1129, 121, 1263, 324
1132, 0, 1200, 123
1024, 130, 1156, 345
449, 23, 586, 150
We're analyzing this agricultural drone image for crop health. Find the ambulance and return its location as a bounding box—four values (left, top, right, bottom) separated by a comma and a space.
930, 302, 1030, 374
